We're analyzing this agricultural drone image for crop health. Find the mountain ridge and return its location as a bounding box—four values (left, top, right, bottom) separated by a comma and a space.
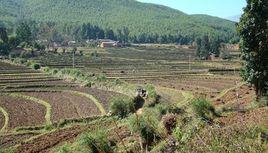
0, 0, 237, 42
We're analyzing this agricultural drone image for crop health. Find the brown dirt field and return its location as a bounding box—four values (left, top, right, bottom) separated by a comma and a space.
23, 92, 101, 123
0, 133, 39, 148
74, 87, 123, 111
15, 125, 85, 153
219, 107, 268, 126
15, 119, 115, 153
0, 95, 46, 129
0, 112, 4, 130
213, 85, 255, 106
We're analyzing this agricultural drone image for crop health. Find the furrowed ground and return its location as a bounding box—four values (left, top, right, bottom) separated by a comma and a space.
0, 59, 125, 151
0, 46, 267, 153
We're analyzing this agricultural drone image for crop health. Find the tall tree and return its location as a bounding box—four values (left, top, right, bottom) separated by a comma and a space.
209, 38, 221, 56
0, 27, 8, 43
237, 0, 268, 99
197, 35, 210, 58
16, 22, 32, 44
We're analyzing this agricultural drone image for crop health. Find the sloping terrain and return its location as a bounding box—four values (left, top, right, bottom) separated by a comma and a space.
0, 0, 236, 39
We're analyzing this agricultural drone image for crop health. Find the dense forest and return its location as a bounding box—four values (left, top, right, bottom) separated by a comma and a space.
0, 0, 239, 44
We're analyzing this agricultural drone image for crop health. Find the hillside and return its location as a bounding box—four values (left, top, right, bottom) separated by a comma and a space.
0, 0, 237, 42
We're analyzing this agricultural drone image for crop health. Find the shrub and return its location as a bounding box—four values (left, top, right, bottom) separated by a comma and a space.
78, 129, 113, 153
155, 103, 183, 115
31, 63, 41, 70
51, 69, 59, 75
13, 58, 27, 64
172, 126, 183, 142
56, 144, 70, 153
109, 96, 134, 118
25, 60, 33, 66
191, 99, 216, 121
162, 114, 177, 135
128, 108, 161, 146
43, 67, 50, 73
97, 74, 107, 82
145, 84, 157, 100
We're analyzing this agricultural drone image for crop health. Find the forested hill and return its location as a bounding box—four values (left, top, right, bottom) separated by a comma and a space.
0, 0, 238, 43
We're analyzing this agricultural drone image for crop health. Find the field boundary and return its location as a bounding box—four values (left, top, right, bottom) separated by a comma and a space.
0, 106, 9, 133
64, 90, 106, 115
8, 93, 52, 125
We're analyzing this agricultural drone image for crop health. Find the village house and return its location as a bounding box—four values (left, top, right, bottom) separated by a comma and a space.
98, 39, 121, 48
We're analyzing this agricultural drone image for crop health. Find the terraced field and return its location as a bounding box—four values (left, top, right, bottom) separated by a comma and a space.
0, 61, 123, 134
28, 47, 241, 80
2, 46, 258, 153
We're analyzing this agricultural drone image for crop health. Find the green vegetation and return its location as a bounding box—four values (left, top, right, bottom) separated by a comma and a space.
16, 22, 33, 44
128, 108, 163, 148
31, 63, 40, 70
145, 84, 157, 100
196, 35, 221, 58
237, 0, 268, 99
109, 96, 134, 118
0, 27, 10, 55
191, 99, 217, 121
0, 148, 13, 153
78, 129, 113, 153
0, 0, 237, 44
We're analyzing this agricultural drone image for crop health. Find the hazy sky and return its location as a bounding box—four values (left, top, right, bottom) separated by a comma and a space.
137, 0, 247, 18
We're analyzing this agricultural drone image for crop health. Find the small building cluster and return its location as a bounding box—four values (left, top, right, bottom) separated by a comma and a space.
97, 39, 121, 48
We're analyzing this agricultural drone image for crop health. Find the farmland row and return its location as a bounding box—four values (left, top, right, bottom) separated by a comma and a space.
0, 61, 125, 133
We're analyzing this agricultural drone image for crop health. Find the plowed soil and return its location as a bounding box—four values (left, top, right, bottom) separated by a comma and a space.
0, 133, 39, 148
0, 95, 46, 129
219, 107, 268, 126
15, 119, 115, 153
213, 85, 255, 107
74, 87, 122, 111
23, 92, 101, 123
